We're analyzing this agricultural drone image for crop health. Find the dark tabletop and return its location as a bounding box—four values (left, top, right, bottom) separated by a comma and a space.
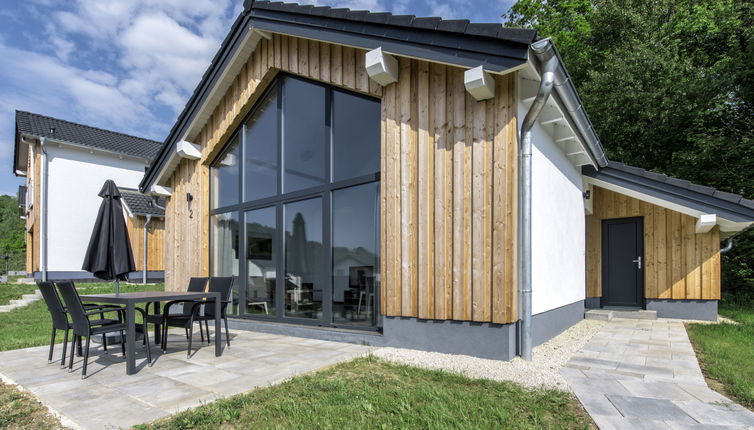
80, 291, 218, 304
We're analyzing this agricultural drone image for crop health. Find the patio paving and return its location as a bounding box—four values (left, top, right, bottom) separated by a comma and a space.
0, 329, 370, 429
562, 318, 754, 430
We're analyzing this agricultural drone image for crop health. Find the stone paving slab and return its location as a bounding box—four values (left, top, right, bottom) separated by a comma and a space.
0, 329, 370, 429
562, 318, 754, 430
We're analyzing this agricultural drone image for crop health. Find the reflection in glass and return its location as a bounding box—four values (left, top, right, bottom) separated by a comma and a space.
283, 78, 325, 193
211, 135, 240, 209
245, 207, 276, 316
211, 212, 240, 315
332, 182, 380, 327
284, 198, 323, 320
244, 89, 278, 201
331, 90, 380, 182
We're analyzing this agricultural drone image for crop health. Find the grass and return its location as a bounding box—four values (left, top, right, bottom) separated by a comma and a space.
135, 356, 594, 430
0, 380, 62, 430
0, 282, 163, 352
687, 304, 754, 409
0, 280, 38, 306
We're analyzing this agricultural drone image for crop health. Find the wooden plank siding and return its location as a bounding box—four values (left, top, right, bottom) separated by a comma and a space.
161, 35, 519, 324
585, 186, 720, 300
125, 216, 165, 271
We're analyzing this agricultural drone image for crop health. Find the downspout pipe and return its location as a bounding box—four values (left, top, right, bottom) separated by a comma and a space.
519, 45, 558, 361
142, 214, 152, 284
39, 137, 49, 282
720, 238, 734, 254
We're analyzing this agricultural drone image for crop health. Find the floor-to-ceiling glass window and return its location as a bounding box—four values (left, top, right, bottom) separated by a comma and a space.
210, 74, 381, 330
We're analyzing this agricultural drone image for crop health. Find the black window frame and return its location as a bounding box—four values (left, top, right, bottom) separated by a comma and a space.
209, 73, 381, 332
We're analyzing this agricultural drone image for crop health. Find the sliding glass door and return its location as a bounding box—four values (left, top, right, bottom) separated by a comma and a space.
210, 74, 381, 330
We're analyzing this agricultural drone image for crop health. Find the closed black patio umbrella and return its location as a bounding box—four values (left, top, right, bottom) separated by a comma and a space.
82, 180, 136, 294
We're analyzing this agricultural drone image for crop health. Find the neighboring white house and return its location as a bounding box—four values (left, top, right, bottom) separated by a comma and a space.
13, 111, 165, 281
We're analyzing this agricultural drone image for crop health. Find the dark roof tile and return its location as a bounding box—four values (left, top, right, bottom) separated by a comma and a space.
687, 183, 716, 196
363, 12, 390, 24
345, 10, 370, 21
712, 190, 743, 204
119, 188, 166, 217
465, 23, 501, 38
386, 14, 415, 26
16, 111, 161, 160
436, 19, 469, 33
665, 177, 692, 188
412, 17, 442, 30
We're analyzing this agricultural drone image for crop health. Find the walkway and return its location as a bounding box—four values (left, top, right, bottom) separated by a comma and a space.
562, 318, 754, 429
0, 329, 369, 429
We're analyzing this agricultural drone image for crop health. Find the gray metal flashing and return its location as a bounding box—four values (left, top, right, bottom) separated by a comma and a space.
531, 300, 584, 346
645, 299, 717, 322
383, 316, 517, 360
584, 162, 754, 223
119, 188, 166, 217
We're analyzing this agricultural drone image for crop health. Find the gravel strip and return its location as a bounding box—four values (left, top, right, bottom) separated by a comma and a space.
373, 319, 605, 390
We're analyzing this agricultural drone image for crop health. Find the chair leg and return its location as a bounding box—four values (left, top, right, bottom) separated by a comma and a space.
162, 323, 168, 353
185, 327, 189, 339
61, 329, 69, 367
68, 336, 77, 372
142, 324, 152, 366
103, 333, 108, 351
82, 336, 91, 378
48, 328, 56, 363
76, 336, 83, 357
224, 316, 230, 347
120, 331, 126, 357
187, 320, 194, 359
199, 320, 205, 343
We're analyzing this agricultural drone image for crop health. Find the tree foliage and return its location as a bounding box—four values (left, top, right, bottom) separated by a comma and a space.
0, 196, 24, 255
505, 0, 754, 299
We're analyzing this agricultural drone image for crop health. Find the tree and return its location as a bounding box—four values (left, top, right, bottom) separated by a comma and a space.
504, 0, 754, 300
0, 195, 25, 255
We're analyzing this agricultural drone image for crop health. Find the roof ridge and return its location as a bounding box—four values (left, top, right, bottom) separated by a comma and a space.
16, 110, 162, 146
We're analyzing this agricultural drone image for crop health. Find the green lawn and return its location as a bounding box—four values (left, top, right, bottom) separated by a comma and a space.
687, 304, 754, 409
0, 282, 163, 352
0, 280, 38, 306
135, 356, 593, 430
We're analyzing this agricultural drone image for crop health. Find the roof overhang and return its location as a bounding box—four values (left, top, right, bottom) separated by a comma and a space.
583, 165, 754, 238
19, 134, 151, 164
140, 3, 533, 192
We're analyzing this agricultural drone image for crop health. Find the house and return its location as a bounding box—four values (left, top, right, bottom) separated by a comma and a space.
13, 111, 166, 282
138, 0, 754, 360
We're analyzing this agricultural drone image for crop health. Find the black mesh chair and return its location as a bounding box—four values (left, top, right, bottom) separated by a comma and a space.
57, 281, 152, 378
37, 281, 121, 367
160, 277, 234, 357
145, 277, 208, 347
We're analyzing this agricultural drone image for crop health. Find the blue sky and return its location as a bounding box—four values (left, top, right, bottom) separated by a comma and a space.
0, 0, 516, 197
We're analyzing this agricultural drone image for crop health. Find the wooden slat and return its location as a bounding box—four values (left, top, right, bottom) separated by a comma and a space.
471, 97, 486, 321
451, 68, 465, 321
309, 41, 320, 81
504, 74, 518, 322
443, 65, 454, 319
491, 74, 507, 320
417, 60, 430, 319
297, 38, 308, 76
432, 64, 448, 320
684, 215, 701, 298
644, 202, 656, 298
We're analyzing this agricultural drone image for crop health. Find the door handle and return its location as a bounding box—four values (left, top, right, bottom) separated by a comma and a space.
632, 256, 642, 269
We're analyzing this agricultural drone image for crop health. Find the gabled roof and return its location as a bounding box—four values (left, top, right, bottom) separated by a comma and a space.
119, 188, 166, 217
140, 0, 538, 192
583, 162, 754, 225
14, 111, 162, 173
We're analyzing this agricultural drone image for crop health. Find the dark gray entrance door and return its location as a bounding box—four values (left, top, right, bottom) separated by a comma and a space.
602, 217, 643, 307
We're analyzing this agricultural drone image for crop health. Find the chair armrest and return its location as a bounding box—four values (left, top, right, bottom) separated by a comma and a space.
83, 308, 122, 316
162, 299, 200, 316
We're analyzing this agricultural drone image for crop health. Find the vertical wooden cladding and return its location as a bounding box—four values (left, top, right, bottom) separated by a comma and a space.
163, 35, 381, 291
586, 186, 720, 300
125, 216, 165, 271
382, 60, 518, 324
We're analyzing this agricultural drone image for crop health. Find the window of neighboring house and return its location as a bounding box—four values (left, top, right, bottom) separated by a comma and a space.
210, 74, 381, 329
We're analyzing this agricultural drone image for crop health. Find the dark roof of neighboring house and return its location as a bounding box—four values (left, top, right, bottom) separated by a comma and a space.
119, 188, 166, 217
140, 0, 537, 192
15, 111, 162, 161
583, 162, 754, 223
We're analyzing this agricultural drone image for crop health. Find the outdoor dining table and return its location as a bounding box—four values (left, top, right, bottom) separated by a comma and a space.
79, 291, 223, 375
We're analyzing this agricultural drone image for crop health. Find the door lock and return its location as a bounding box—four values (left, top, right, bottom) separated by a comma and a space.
632, 256, 642, 269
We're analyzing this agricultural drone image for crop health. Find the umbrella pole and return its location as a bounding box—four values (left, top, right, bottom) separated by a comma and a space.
115, 279, 120, 295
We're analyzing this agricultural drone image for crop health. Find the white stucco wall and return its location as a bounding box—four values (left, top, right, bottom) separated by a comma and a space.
45, 145, 148, 271
519, 85, 587, 315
